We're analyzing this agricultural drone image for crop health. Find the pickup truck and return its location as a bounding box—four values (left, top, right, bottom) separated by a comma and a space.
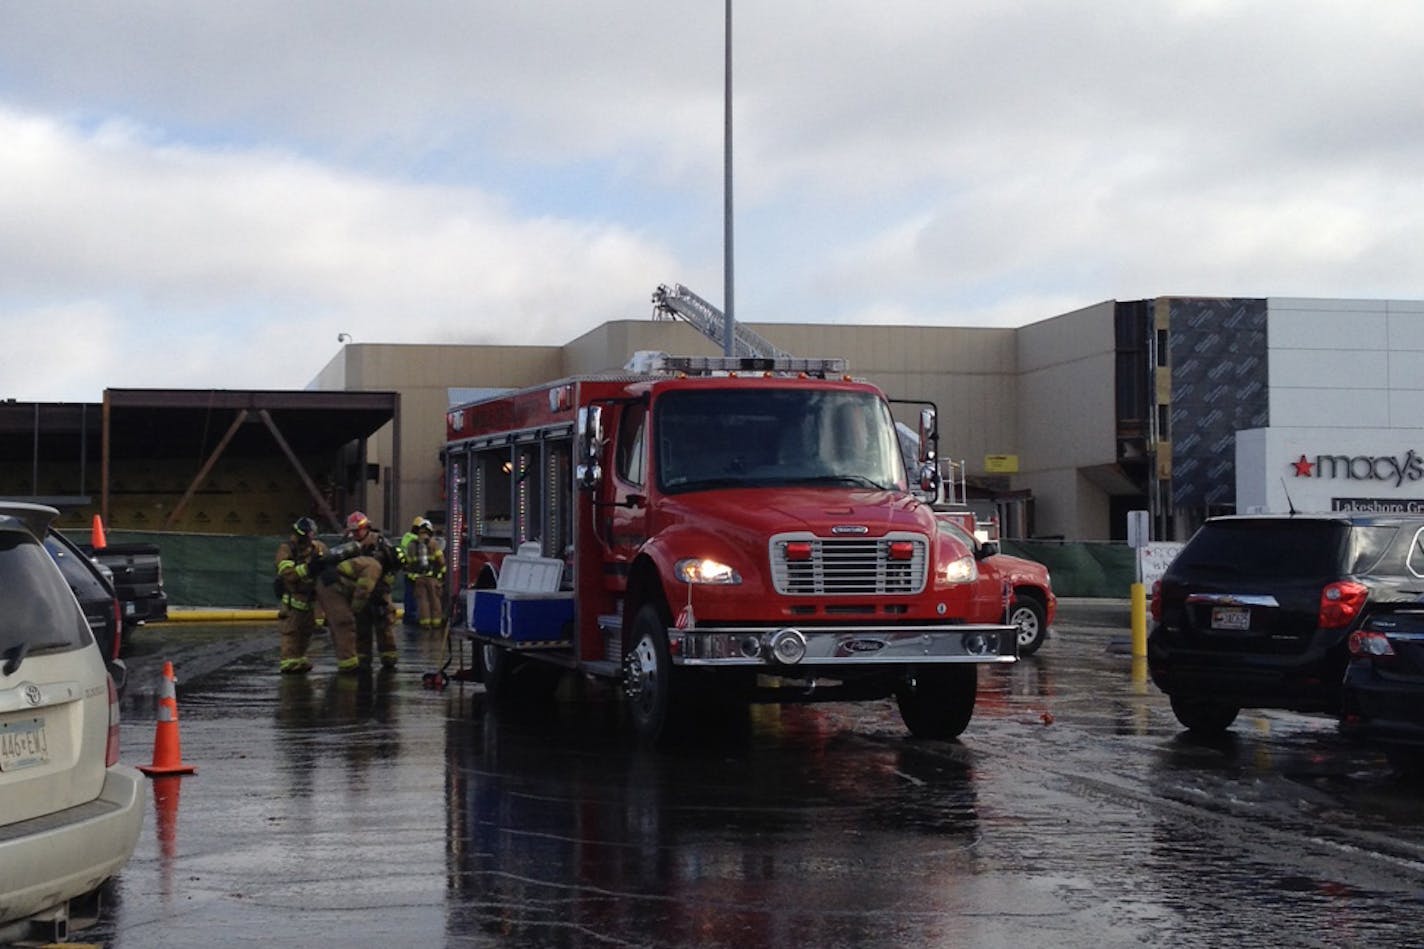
83, 541, 168, 636
934, 512, 1057, 656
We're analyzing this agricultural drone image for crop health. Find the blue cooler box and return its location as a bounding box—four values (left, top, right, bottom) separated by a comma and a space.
500, 592, 574, 643
469, 590, 505, 635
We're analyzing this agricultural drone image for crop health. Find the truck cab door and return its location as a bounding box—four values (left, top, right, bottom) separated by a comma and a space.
599, 401, 650, 583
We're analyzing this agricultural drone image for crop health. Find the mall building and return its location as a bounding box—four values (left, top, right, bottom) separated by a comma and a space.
308, 295, 1424, 543
5, 295, 1419, 544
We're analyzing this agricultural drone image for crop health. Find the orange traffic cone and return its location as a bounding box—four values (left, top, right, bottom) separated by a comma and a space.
139, 661, 197, 776
91, 513, 107, 550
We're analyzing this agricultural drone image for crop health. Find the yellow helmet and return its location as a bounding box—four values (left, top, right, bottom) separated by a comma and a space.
412, 515, 426, 529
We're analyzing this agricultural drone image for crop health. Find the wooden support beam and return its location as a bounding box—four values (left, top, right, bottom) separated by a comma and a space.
164, 410, 248, 529
258, 409, 342, 532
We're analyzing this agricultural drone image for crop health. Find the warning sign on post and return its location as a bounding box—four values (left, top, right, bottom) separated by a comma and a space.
1137, 542, 1185, 589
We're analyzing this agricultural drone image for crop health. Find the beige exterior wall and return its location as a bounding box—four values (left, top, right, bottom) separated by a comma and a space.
562, 320, 722, 372
1015, 301, 1119, 539
310, 342, 564, 532
751, 323, 1019, 471
308, 312, 1114, 539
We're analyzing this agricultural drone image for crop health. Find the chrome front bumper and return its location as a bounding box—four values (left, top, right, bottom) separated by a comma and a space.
667, 622, 1018, 667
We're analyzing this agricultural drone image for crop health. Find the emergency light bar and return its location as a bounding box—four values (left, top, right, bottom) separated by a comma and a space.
650, 355, 848, 378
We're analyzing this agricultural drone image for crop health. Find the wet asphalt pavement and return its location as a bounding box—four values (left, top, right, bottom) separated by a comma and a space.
78, 605, 1424, 948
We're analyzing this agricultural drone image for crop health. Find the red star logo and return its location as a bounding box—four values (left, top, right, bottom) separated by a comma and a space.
1292, 454, 1314, 477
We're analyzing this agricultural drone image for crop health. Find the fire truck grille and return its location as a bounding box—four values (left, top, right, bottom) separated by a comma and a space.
769, 533, 928, 595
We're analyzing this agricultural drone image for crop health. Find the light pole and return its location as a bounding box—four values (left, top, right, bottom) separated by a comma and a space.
723, 0, 735, 356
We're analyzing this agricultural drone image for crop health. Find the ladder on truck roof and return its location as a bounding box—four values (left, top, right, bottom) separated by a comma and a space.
651, 283, 792, 360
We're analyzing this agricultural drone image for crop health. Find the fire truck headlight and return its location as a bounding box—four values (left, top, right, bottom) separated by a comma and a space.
935, 552, 978, 588
674, 558, 743, 585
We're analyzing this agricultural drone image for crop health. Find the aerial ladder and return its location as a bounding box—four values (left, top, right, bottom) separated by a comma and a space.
651, 283, 792, 360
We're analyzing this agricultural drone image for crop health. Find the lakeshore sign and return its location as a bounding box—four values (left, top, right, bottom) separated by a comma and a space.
1331, 497, 1424, 514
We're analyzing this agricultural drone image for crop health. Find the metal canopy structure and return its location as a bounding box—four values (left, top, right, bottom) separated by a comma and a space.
0, 389, 399, 533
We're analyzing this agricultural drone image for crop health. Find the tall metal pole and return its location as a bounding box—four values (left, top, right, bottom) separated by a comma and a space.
723, 0, 735, 356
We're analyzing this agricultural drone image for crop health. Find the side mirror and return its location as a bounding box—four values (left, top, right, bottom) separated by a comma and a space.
978, 541, 999, 558
917, 407, 938, 463
577, 405, 604, 490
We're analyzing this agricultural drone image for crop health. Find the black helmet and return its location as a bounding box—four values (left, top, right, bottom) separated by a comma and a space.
293, 516, 318, 538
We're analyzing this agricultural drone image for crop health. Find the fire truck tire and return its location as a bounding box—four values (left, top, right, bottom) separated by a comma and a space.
479, 643, 517, 703
480, 644, 560, 708
895, 664, 978, 740
624, 603, 687, 746
1009, 594, 1048, 657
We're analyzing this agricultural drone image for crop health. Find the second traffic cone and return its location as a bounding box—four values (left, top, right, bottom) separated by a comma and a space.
139, 661, 197, 776
91, 513, 107, 550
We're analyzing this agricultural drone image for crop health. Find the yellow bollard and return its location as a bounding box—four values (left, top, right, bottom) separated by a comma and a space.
1130, 582, 1148, 658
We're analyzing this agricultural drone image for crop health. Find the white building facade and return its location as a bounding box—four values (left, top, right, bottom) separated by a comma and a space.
1236, 298, 1424, 516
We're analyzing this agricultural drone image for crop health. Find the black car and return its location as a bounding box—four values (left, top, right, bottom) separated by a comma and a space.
1148, 513, 1424, 735
1340, 604, 1424, 756
43, 528, 127, 694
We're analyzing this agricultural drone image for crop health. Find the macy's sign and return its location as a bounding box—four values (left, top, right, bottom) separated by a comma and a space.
1291, 449, 1424, 488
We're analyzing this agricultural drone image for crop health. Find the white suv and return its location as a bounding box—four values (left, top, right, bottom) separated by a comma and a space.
0, 502, 145, 943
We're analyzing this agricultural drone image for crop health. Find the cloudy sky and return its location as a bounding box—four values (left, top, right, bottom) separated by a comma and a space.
2, 2, 1422, 402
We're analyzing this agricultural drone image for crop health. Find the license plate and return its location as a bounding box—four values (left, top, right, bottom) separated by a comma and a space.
1211, 606, 1251, 631
0, 717, 49, 771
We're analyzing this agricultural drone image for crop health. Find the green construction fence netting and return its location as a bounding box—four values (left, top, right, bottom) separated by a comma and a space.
998, 539, 1138, 599
66, 530, 1139, 610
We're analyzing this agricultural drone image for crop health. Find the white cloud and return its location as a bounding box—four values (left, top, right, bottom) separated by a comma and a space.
2, 2, 1424, 399
0, 107, 681, 400
0, 300, 118, 402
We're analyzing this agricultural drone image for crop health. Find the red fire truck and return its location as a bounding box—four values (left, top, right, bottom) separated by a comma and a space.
443, 354, 1016, 745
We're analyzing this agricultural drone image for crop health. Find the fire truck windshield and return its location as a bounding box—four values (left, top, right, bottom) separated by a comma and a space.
654, 388, 906, 494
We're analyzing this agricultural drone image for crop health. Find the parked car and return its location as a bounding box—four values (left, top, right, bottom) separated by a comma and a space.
935, 515, 1057, 656
0, 501, 145, 944
1148, 513, 1424, 735
44, 528, 127, 694
83, 539, 167, 635
1340, 603, 1424, 760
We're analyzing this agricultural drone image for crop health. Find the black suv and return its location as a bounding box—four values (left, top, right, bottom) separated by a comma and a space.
1340, 605, 1424, 756
1148, 513, 1424, 734
43, 528, 127, 694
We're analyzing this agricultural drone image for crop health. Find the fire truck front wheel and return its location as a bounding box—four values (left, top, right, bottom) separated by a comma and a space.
895, 664, 979, 740
624, 603, 689, 747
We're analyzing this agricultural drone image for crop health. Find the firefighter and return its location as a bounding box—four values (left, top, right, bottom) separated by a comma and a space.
344, 510, 401, 669
403, 518, 446, 628
305, 511, 373, 674
274, 516, 328, 674
398, 515, 425, 628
